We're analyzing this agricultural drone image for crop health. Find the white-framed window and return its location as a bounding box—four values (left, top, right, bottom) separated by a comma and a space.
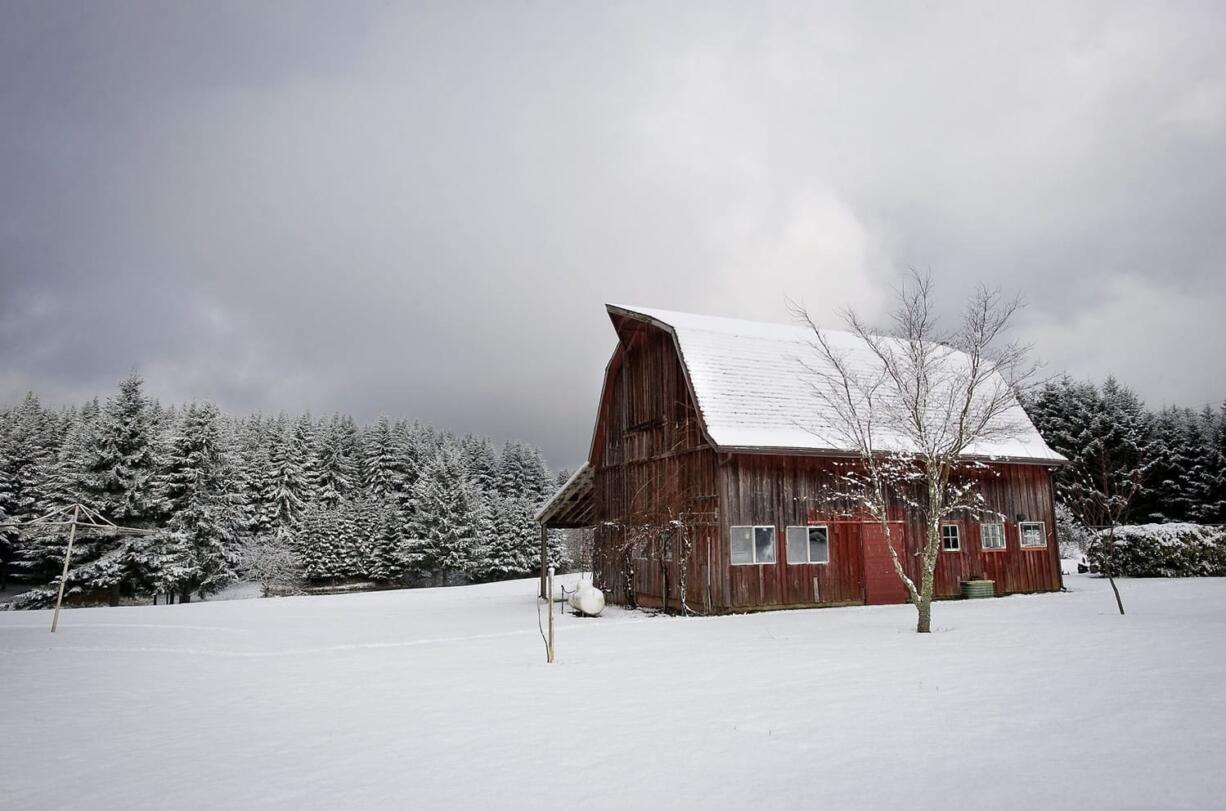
1019, 521, 1047, 548
786, 525, 830, 564
980, 522, 1006, 550
731, 526, 776, 565
941, 524, 961, 552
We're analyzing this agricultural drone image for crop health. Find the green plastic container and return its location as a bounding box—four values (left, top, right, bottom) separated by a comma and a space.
960, 580, 996, 599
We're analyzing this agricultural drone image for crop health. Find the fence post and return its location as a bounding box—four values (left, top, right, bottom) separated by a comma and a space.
546, 565, 555, 663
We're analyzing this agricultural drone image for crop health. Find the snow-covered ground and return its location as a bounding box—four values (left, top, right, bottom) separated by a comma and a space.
2, 575, 1224, 809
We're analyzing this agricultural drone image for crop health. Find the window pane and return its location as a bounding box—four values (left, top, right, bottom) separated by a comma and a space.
786, 527, 807, 564
942, 525, 960, 551
808, 527, 829, 563
754, 527, 776, 563
1020, 522, 1045, 547
731, 526, 753, 565
981, 523, 1004, 549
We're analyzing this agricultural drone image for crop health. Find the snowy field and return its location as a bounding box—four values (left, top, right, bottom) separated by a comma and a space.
2, 576, 1224, 809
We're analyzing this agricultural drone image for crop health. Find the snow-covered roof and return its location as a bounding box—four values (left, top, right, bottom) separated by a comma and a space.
535, 463, 594, 528
606, 304, 1065, 464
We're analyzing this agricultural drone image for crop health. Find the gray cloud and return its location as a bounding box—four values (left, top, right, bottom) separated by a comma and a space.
2, 1, 1224, 468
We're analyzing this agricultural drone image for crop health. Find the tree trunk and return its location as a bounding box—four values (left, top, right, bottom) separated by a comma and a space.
108, 583, 121, 607
914, 515, 939, 634
916, 596, 931, 633
916, 566, 935, 633
1103, 528, 1125, 615
1107, 574, 1125, 615
179, 590, 191, 604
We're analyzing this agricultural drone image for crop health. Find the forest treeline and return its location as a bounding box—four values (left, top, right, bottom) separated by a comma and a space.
3, 371, 1222, 610
1024, 376, 1226, 524
0, 374, 569, 608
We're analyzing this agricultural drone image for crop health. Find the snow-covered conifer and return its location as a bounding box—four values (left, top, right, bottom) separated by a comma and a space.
81, 374, 161, 522
316, 415, 357, 509
410, 444, 483, 584
266, 415, 311, 531
156, 402, 241, 599
476, 493, 539, 581
362, 417, 403, 500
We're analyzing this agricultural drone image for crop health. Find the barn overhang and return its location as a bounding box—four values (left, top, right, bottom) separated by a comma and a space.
536, 463, 595, 529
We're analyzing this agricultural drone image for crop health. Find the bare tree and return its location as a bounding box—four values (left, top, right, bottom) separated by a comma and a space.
791, 272, 1035, 633
1060, 378, 1152, 615
239, 534, 304, 597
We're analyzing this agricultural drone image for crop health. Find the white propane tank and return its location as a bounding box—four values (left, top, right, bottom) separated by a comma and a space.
568, 580, 606, 617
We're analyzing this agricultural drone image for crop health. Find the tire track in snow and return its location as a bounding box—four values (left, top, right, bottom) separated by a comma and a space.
0, 616, 666, 657
0, 622, 248, 633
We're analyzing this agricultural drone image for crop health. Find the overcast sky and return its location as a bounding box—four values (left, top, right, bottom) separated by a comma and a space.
2, 1, 1224, 469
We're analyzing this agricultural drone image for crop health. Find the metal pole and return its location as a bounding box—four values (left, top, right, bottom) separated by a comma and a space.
546, 565, 555, 663
50, 505, 80, 633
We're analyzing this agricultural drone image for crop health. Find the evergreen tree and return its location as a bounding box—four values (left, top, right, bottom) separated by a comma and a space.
236, 416, 277, 538
362, 417, 403, 499
0, 392, 56, 519
10, 401, 102, 586
0, 393, 57, 586
81, 374, 160, 522
43, 398, 100, 509
461, 435, 499, 494
1024, 376, 1099, 496
363, 498, 405, 584
316, 415, 357, 509
1212, 402, 1226, 523
40, 374, 164, 598
292, 414, 321, 504
476, 493, 538, 581
266, 415, 310, 531
410, 444, 483, 584
398, 421, 431, 493
1144, 407, 1192, 522
1183, 408, 1218, 523
335, 497, 367, 579
296, 503, 342, 583
156, 402, 241, 599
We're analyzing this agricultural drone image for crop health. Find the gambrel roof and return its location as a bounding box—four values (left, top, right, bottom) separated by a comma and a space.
606, 303, 1065, 464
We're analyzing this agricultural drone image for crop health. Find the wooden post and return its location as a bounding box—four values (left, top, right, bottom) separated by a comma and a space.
546, 565, 555, 664
539, 523, 549, 599
50, 505, 80, 633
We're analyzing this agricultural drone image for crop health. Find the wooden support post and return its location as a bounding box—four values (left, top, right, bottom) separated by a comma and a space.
539, 523, 549, 599
546, 565, 555, 664
50, 504, 80, 633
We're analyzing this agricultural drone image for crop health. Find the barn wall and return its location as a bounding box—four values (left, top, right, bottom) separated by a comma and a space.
590, 325, 720, 611
917, 463, 1064, 597
718, 454, 1062, 610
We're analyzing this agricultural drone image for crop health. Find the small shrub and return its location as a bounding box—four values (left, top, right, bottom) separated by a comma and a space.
1088, 524, 1226, 577
1056, 504, 1094, 560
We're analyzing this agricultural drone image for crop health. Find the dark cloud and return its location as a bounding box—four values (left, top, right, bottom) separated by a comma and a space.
2, 1, 1224, 468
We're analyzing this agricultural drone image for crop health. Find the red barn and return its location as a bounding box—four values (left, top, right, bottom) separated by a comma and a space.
538, 304, 1065, 613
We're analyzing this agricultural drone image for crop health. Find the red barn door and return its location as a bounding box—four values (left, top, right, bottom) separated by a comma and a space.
861, 522, 910, 605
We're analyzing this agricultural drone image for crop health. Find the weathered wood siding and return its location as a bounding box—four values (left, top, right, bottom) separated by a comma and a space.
717, 454, 865, 609
918, 463, 1063, 597
590, 323, 719, 611
717, 454, 1062, 610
